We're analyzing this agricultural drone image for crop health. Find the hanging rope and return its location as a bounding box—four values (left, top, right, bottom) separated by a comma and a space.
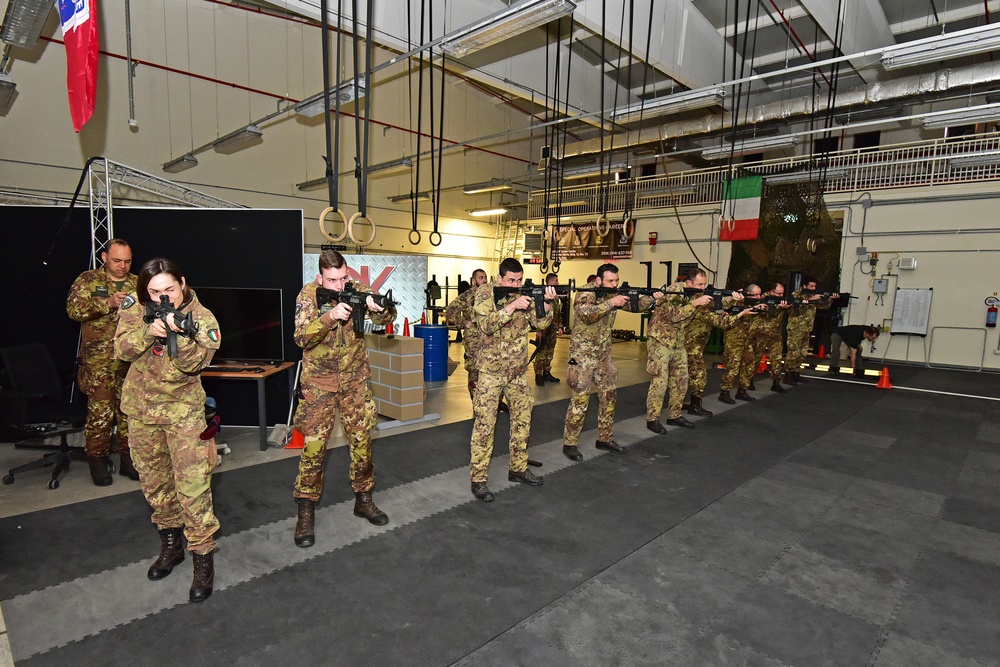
318, 0, 348, 243
348, 0, 377, 246
405, 0, 421, 245
427, 0, 443, 247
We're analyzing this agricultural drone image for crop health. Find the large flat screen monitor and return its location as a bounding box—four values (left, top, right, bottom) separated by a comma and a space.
194, 287, 284, 363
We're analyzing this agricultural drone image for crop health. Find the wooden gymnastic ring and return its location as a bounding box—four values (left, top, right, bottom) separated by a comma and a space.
348, 212, 377, 246
622, 216, 636, 240
595, 215, 610, 238
318, 207, 348, 243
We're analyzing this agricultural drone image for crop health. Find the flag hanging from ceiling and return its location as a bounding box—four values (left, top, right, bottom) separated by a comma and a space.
57, 0, 99, 132
719, 175, 762, 241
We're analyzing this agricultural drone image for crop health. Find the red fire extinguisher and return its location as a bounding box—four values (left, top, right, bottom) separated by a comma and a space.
986, 296, 998, 327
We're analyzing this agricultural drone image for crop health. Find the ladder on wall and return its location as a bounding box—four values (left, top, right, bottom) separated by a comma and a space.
491, 216, 522, 273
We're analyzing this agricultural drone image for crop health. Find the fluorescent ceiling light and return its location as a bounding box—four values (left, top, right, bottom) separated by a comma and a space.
920, 104, 1000, 129
213, 125, 263, 154
470, 207, 509, 217
701, 136, 799, 160
162, 154, 198, 174
546, 199, 588, 208
440, 0, 577, 58
0, 0, 52, 50
948, 153, 1000, 168
0, 71, 15, 110
563, 162, 629, 180
613, 87, 725, 124
368, 156, 413, 177
463, 178, 512, 194
881, 24, 1000, 71
764, 168, 849, 185
833, 105, 906, 126
294, 77, 366, 118
389, 191, 431, 203
296, 177, 328, 192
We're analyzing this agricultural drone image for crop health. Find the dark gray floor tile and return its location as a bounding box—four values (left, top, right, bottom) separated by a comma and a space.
941, 497, 1000, 534
959, 450, 1000, 487
731, 475, 839, 519
787, 440, 884, 478
975, 420, 1000, 444
861, 458, 961, 496
760, 461, 859, 496
454, 629, 588, 667
843, 478, 944, 517
797, 518, 924, 577
822, 497, 938, 543
891, 549, 1000, 665
711, 583, 882, 667
680, 633, 797, 667
929, 519, 1000, 567
873, 633, 991, 667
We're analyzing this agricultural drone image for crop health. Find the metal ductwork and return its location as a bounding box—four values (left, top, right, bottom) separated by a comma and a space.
0, 0, 53, 50
561, 61, 1000, 160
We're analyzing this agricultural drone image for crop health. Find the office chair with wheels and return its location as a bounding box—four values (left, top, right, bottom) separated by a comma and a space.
1, 343, 90, 489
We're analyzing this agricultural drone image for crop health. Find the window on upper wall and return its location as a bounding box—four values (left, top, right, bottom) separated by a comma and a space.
853, 131, 880, 151
639, 163, 656, 178
945, 124, 979, 140
813, 137, 839, 154
741, 153, 763, 164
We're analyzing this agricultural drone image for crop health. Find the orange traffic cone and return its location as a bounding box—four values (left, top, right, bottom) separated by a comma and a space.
402, 317, 410, 336
420, 311, 427, 325
285, 428, 305, 449
876, 367, 893, 389
756, 355, 769, 374
816, 344, 827, 359
385, 322, 394, 338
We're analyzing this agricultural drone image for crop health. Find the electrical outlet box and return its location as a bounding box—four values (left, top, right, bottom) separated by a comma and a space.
856, 246, 867, 255
898, 257, 917, 270
873, 279, 889, 294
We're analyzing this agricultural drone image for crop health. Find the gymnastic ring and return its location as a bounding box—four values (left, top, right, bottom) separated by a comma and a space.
551, 260, 561, 274
595, 215, 610, 238
408, 229, 422, 245
428, 230, 442, 247
540, 260, 549, 273
347, 212, 377, 246
318, 207, 348, 243
622, 216, 636, 240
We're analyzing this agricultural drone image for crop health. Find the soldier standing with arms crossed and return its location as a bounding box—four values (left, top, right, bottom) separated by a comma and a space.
66, 238, 140, 486
291, 249, 396, 548
114, 258, 222, 602
468, 258, 555, 502
562, 263, 656, 461
533, 273, 563, 386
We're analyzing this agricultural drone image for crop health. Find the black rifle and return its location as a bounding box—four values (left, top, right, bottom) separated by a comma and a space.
528, 322, 559, 364
143, 294, 198, 358
317, 283, 399, 334
743, 294, 809, 314
682, 285, 742, 311
573, 282, 659, 312
493, 279, 571, 318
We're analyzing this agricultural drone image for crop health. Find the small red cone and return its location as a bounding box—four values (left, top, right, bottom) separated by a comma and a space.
756, 355, 769, 374
420, 311, 427, 325
876, 367, 893, 390
285, 428, 305, 449
385, 321, 394, 337
402, 317, 410, 336
817, 344, 827, 359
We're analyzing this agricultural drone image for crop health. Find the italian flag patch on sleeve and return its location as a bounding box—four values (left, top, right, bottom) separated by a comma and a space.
208, 329, 220, 343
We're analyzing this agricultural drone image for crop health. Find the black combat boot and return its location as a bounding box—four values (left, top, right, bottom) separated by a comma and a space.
795, 372, 810, 384
687, 396, 713, 416
718, 390, 736, 405
735, 387, 756, 401
543, 371, 560, 383
148, 527, 185, 580
562, 445, 583, 461
294, 498, 315, 547
666, 416, 695, 428
647, 420, 667, 434
119, 451, 140, 480
771, 381, 787, 394
354, 492, 389, 525
88, 456, 113, 486
508, 468, 544, 486
535, 374, 546, 386
748, 380, 757, 392
471, 482, 494, 502
595, 440, 625, 453
189, 552, 214, 602
783, 372, 798, 386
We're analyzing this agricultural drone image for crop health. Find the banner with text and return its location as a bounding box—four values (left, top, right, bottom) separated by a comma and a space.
549, 220, 635, 261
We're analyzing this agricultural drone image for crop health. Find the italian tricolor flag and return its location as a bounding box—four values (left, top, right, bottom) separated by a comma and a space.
719, 175, 761, 241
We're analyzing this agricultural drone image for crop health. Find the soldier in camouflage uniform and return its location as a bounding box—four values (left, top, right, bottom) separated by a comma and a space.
719, 284, 764, 404
757, 283, 794, 395
533, 273, 563, 386
291, 249, 396, 547
562, 264, 653, 461
66, 239, 139, 486
645, 279, 712, 432
445, 268, 488, 401
680, 269, 756, 416
783, 277, 836, 385
468, 258, 555, 502
114, 258, 222, 603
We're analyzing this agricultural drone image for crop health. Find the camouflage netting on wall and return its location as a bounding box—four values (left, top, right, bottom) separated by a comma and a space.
726, 179, 842, 291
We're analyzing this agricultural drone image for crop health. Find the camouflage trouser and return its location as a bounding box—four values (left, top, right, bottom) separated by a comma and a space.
646, 342, 688, 420
128, 418, 219, 555
470, 372, 532, 483
738, 335, 769, 389
760, 329, 785, 381
466, 367, 479, 402
78, 359, 130, 457
532, 330, 557, 374
785, 317, 812, 370
720, 328, 750, 391
685, 330, 713, 397
293, 375, 378, 501
564, 356, 617, 445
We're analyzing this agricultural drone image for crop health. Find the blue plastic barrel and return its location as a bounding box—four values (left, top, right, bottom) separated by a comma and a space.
413, 324, 448, 382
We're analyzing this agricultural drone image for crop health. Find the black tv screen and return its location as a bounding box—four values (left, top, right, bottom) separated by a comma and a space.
194, 287, 284, 363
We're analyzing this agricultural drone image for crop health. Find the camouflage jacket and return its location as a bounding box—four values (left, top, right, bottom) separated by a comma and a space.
473, 280, 552, 376
66, 268, 138, 362
787, 289, 832, 327
445, 289, 482, 353
539, 296, 563, 331
685, 306, 739, 344
295, 281, 396, 392
115, 291, 220, 426
568, 290, 646, 363
647, 281, 697, 349
752, 301, 789, 337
